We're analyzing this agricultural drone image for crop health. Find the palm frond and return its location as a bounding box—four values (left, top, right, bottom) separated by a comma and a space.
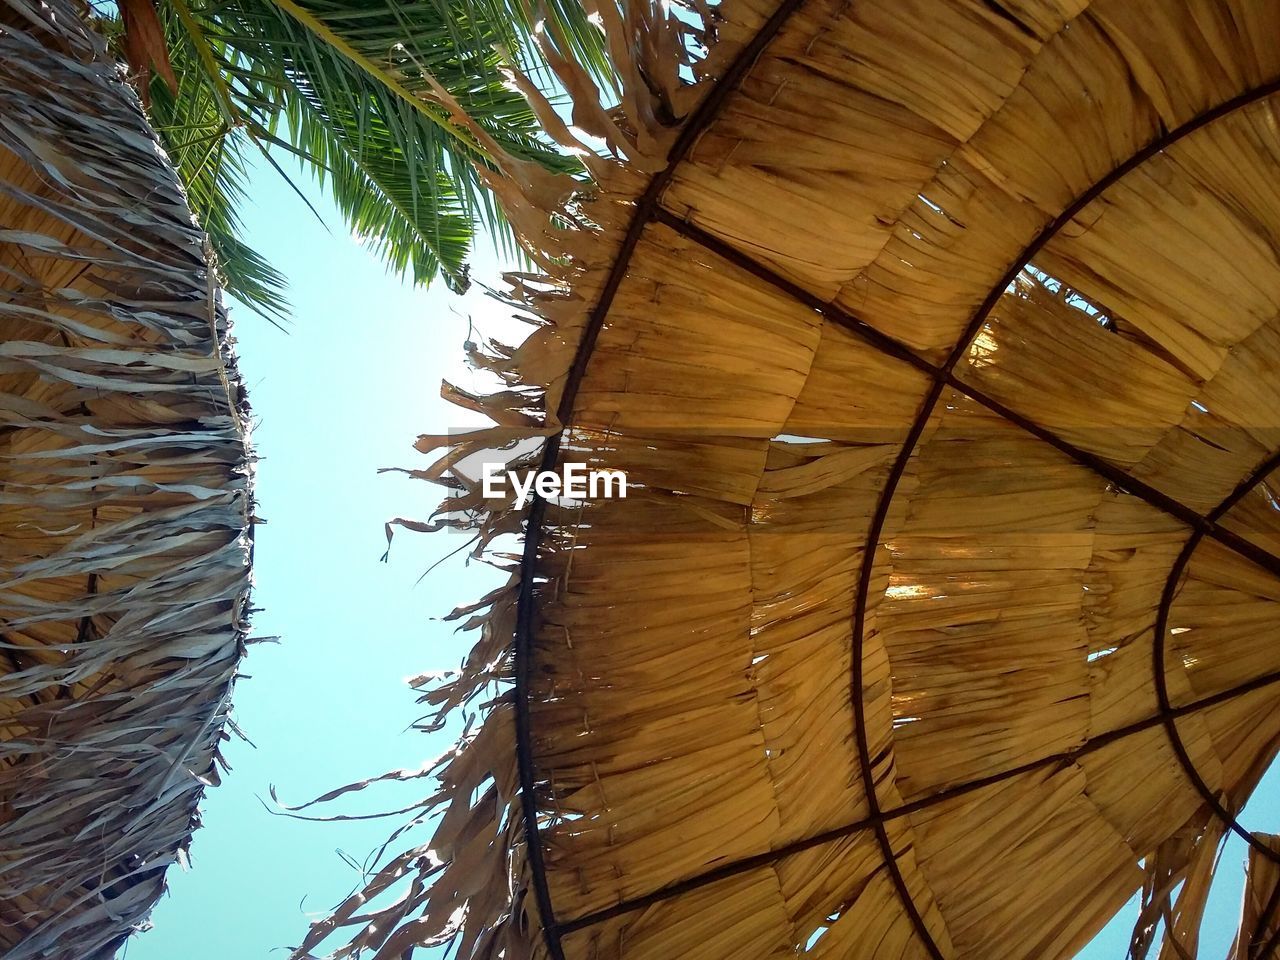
145, 21, 292, 321
100, 0, 610, 314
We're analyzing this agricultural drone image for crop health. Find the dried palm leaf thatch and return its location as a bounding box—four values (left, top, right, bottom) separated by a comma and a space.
298, 1, 1280, 959
0, 0, 254, 957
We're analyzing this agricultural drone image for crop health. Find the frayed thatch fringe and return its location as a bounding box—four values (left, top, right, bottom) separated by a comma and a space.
1230, 834, 1280, 959
0, 1, 254, 956
289, 3, 762, 958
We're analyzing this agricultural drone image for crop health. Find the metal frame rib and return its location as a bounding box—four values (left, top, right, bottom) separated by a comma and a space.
512, 2, 816, 956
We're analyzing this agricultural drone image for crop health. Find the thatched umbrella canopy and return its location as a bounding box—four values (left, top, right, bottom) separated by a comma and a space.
0, 0, 254, 956
299, 1, 1280, 959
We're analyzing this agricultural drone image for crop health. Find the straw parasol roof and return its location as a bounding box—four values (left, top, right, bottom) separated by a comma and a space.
0, 0, 254, 956
298, 1, 1280, 959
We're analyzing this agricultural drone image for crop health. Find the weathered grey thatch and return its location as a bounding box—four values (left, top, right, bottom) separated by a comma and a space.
294, 1, 1280, 959
0, 0, 254, 956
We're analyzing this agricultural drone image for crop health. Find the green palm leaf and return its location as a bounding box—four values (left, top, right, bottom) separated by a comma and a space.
99, 0, 610, 312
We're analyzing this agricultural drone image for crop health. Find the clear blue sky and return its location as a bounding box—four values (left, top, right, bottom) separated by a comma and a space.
120, 161, 1279, 960
122, 159, 509, 960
